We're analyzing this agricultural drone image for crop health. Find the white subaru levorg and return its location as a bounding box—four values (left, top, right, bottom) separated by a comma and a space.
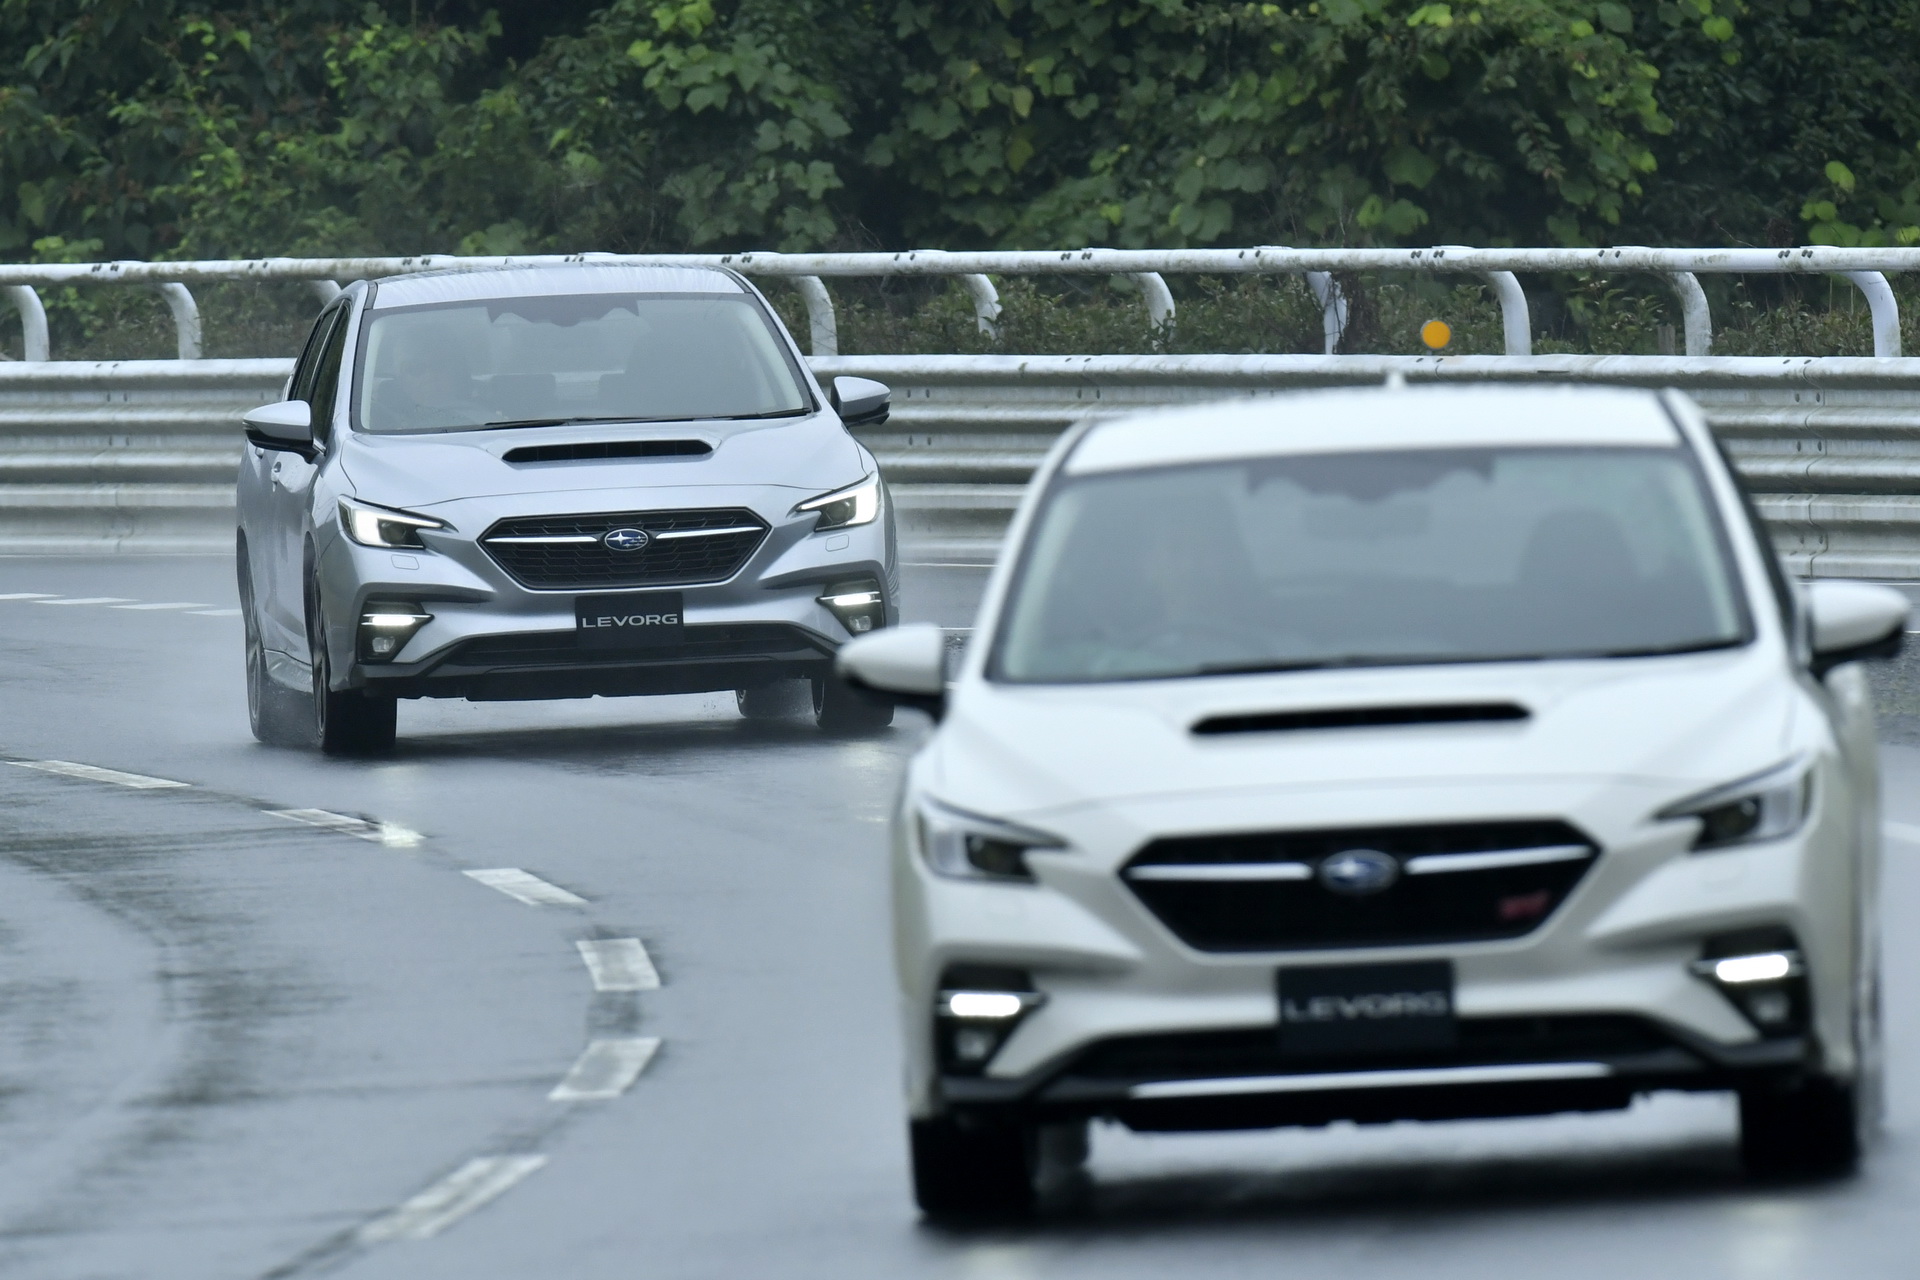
837, 384, 1908, 1218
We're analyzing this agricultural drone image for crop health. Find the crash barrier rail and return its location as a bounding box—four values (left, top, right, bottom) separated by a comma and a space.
4, 352, 1920, 577
0, 244, 1917, 360
1, 249, 1919, 565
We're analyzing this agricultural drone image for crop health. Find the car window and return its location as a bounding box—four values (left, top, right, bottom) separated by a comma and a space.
288, 306, 340, 405
305, 304, 351, 446
993, 445, 1751, 684
352, 292, 811, 434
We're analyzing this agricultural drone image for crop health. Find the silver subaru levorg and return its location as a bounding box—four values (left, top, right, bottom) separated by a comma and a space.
236, 264, 899, 753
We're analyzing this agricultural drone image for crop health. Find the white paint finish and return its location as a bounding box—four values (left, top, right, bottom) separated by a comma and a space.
549, 1037, 661, 1101
10, 759, 189, 790
34, 597, 132, 606
1883, 820, 1920, 845
110, 601, 211, 611
268, 808, 423, 848
354, 1155, 548, 1244
575, 938, 660, 991
1130, 1061, 1612, 1100
0, 592, 56, 600
462, 868, 587, 907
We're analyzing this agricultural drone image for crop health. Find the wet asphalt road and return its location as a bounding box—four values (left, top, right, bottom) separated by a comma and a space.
0, 555, 1917, 1279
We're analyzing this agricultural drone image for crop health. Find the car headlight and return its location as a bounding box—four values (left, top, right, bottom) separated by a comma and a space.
339, 497, 448, 550
913, 797, 1064, 882
1658, 755, 1814, 851
794, 475, 880, 531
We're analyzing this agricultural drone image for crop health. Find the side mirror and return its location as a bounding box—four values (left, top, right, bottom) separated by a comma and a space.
1806, 580, 1908, 675
836, 621, 947, 720
830, 376, 890, 428
243, 400, 316, 458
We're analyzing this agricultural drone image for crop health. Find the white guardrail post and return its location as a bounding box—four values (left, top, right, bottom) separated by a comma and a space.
1841, 272, 1902, 358
2, 286, 50, 361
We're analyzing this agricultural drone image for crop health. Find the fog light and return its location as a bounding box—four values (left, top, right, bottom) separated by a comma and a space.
1692, 931, 1808, 1036
358, 602, 432, 663
934, 968, 1044, 1075
1704, 952, 1800, 984
819, 579, 885, 636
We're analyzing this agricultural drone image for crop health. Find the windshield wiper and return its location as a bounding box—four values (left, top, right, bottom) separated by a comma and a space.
718, 408, 810, 420
479, 416, 655, 430
1195, 653, 1487, 677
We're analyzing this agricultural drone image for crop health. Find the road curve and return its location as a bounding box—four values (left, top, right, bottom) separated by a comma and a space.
0, 554, 1915, 1280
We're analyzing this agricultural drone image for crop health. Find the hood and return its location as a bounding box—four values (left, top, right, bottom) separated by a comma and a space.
335, 413, 867, 509
924, 646, 1807, 821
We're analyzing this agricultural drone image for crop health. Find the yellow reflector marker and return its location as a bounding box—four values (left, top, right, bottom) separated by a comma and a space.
1421, 319, 1453, 350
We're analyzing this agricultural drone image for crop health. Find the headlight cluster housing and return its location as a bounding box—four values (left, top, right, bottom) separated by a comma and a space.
913, 798, 1064, 882
339, 496, 448, 550
1659, 755, 1814, 851
794, 476, 880, 531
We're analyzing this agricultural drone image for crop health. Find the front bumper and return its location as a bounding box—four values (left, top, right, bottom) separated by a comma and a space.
936, 1015, 1810, 1131
313, 490, 896, 701
894, 775, 1859, 1127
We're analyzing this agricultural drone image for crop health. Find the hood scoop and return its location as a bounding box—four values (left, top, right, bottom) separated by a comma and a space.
1192, 702, 1530, 736
503, 439, 712, 464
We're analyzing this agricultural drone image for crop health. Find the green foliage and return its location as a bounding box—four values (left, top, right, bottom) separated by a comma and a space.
0, 0, 1915, 280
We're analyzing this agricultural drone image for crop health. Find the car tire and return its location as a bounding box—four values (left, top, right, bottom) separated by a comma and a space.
239, 542, 313, 747
1738, 1075, 1863, 1179
813, 672, 894, 734
736, 680, 810, 720
909, 1116, 1036, 1220
306, 576, 397, 756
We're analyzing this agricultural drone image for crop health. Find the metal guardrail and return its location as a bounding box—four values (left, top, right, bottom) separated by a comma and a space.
1, 249, 1917, 566
5, 352, 1920, 578
0, 245, 1913, 360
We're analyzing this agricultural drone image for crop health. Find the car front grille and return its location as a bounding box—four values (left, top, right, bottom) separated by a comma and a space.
480, 507, 769, 590
1122, 820, 1598, 952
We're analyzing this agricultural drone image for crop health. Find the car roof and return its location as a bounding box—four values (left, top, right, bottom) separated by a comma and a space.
367, 263, 746, 310
1064, 385, 1683, 475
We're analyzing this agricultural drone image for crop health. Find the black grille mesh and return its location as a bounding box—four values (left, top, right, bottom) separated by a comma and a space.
481, 507, 768, 590
1124, 820, 1597, 952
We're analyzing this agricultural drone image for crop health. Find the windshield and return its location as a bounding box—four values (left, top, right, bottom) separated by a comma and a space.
993, 446, 1749, 683
353, 292, 811, 433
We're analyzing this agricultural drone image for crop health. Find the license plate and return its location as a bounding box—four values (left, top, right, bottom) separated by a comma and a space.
1277, 960, 1456, 1058
575, 591, 685, 649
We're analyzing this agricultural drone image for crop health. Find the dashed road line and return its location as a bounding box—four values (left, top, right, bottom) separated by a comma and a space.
576, 938, 661, 991
269, 808, 424, 848
549, 1037, 661, 1102
111, 601, 212, 611
1884, 821, 1920, 845
189, 608, 242, 617
462, 868, 588, 907
35, 596, 133, 606
0, 592, 56, 600
10, 759, 190, 790
354, 1155, 549, 1244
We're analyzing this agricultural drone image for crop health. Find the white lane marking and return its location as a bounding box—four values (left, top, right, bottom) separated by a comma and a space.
354, 1155, 548, 1243
462, 868, 587, 907
10, 759, 190, 790
575, 938, 661, 991
269, 808, 423, 848
549, 1037, 661, 1102
111, 601, 212, 611
0, 592, 56, 600
1884, 821, 1920, 845
189, 608, 241, 617
35, 597, 132, 605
